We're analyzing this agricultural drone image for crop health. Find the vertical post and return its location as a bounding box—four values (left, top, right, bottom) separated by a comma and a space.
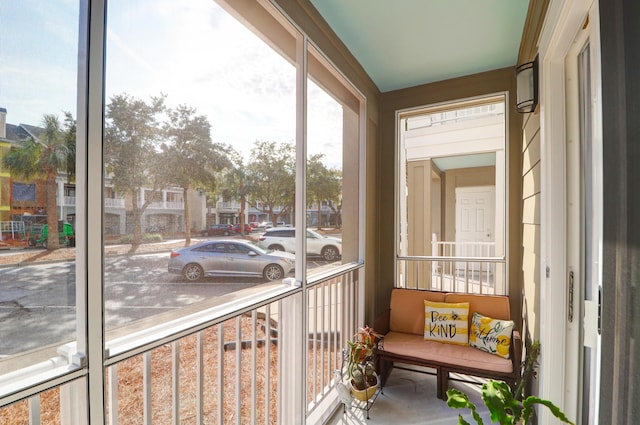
196, 332, 203, 424
143, 352, 152, 425
83, 0, 107, 423
217, 323, 224, 424
172, 341, 180, 425
280, 291, 304, 423
107, 364, 119, 425
235, 316, 242, 425
28, 395, 41, 425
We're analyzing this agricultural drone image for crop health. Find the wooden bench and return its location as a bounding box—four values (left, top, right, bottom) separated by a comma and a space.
373, 288, 522, 400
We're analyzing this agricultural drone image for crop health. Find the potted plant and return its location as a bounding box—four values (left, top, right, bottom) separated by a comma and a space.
347, 326, 383, 401
445, 341, 574, 425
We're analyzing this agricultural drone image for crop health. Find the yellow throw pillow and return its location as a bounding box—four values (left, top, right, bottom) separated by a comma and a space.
424, 300, 469, 345
469, 312, 514, 359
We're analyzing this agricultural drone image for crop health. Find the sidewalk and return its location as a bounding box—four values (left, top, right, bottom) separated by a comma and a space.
0, 238, 195, 267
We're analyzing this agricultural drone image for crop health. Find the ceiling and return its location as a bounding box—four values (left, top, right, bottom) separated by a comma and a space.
309, 0, 530, 93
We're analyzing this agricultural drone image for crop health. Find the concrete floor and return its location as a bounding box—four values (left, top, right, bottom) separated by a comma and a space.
326, 366, 492, 425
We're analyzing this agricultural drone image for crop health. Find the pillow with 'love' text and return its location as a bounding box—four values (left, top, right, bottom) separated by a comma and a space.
469, 312, 514, 359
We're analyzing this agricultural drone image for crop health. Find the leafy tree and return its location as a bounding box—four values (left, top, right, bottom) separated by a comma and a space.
104, 94, 166, 249
245, 140, 295, 224
2, 113, 74, 250
161, 104, 231, 246
307, 153, 342, 229
219, 149, 249, 235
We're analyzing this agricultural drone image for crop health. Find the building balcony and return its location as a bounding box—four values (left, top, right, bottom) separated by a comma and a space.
60, 196, 126, 209
61, 197, 185, 211
144, 200, 184, 210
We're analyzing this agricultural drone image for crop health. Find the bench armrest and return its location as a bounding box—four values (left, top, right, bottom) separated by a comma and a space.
511, 329, 523, 382
373, 309, 391, 335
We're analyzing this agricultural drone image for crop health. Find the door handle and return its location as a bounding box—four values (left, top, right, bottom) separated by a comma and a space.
568, 270, 574, 323
598, 285, 602, 335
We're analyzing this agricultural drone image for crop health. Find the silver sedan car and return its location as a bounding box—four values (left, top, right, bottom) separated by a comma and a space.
168, 239, 295, 282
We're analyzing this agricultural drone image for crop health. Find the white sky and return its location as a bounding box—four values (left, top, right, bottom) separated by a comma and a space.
0, 0, 343, 168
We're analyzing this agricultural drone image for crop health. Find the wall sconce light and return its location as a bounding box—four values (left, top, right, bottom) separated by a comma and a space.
515, 56, 538, 113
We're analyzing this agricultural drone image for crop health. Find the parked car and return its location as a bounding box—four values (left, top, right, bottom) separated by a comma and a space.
168, 239, 295, 282
234, 223, 253, 234
201, 223, 233, 236
256, 228, 341, 261
257, 221, 288, 230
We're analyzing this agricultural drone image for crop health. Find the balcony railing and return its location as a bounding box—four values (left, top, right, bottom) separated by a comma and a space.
60, 196, 126, 208
144, 200, 184, 210
396, 256, 506, 295
104, 198, 125, 208
216, 201, 241, 210
0, 266, 362, 424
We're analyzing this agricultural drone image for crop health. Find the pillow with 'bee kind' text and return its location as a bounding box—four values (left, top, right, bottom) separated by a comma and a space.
423, 300, 469, 345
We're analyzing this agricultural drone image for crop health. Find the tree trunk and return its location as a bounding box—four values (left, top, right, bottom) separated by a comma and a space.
317, 202, 322, 230
183, 186, 191, 246
131, 202, 142, 250
239, 194, 246, 235
46, 176, 60, 250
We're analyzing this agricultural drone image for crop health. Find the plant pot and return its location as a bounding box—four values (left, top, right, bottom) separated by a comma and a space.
350, 374, 379, 401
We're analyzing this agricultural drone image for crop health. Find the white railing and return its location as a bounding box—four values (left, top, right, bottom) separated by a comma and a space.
397, 256, 506, 295
104, 198, 125, 208
0, 221, 26, 239
142, 201, 184, 210
60, 197, 129, 208
0, 266, 362, 424
305, 267, 360, 421
216, 201, 240, 210
431, 238, 496, 258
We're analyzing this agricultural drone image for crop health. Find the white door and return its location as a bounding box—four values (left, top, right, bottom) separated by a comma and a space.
565, 8, 602, 424
455, 186, 495, 258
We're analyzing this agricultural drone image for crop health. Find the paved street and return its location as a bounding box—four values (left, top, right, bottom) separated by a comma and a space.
0, 247, 332, 358
0, 252, 268, 357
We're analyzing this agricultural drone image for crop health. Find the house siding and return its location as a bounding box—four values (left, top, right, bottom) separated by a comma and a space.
521, 111, 541, 344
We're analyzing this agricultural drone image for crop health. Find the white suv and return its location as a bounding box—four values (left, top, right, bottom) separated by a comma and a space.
257, 228, 342, 261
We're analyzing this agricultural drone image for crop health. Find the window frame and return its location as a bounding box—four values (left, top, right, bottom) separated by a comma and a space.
394, 93, 509, 294
0, 0, 367, 419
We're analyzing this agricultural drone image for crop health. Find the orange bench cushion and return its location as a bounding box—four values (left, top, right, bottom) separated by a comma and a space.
390, 289, 445, 335
382, 331, 513, 374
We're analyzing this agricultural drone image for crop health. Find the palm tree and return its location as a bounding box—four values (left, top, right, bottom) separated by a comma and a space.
2, 114, 73, 250
220, 163, 249, 236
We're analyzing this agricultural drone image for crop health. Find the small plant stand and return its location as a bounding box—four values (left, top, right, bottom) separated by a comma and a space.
335, 348, 382, 420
